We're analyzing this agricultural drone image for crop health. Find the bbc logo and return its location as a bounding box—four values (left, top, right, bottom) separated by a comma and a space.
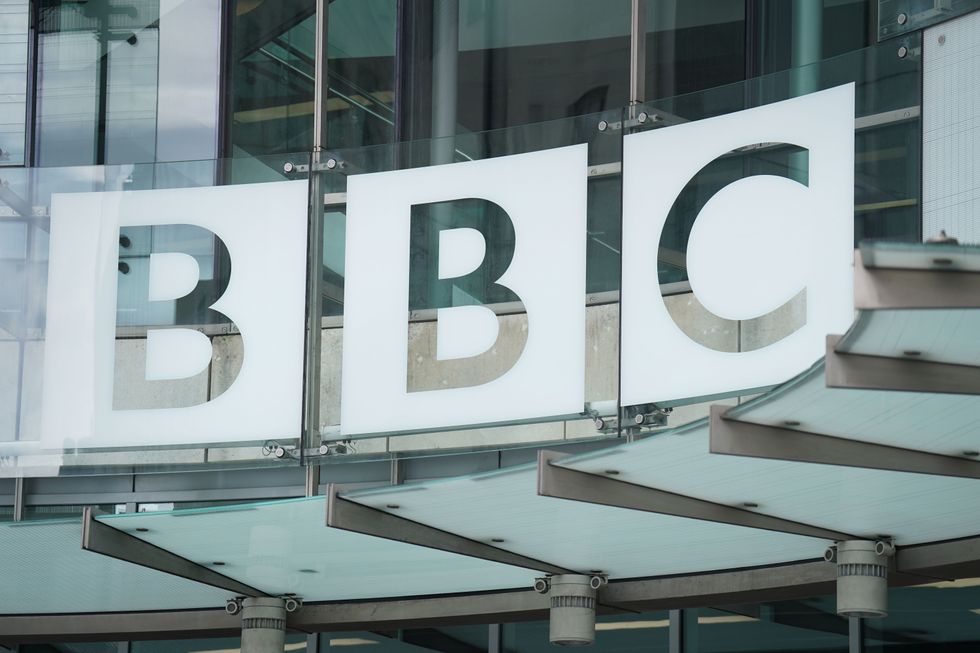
41, 84, 854, 447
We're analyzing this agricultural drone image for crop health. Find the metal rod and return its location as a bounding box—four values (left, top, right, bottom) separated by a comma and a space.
12, 478, 24, 522
629, 0, 646, 106
313, 0, 330, 152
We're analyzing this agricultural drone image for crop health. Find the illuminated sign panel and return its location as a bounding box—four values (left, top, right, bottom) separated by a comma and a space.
40, 85, 854, 446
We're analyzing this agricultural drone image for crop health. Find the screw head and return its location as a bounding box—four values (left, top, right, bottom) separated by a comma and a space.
938, 34, 946, 45
897, 45, 909, 58
897, 12, 908, 25
597, 120, 608, 132
325, 158, 338, 170
637, 111, 648, 124
283, 161, 295, 173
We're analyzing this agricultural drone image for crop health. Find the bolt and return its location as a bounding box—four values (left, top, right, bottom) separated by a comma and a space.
597, 120, 608, 132
897, 45, 909, 58
325, 158, 338, 170
897, 12, 908, 25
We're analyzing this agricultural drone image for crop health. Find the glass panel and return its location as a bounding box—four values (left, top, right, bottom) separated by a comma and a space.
644, 0, 745, 100
0, 153, 309, 476
502, 612, 670, 652
0, 0, 29, 166
35, 0, 222, 166
747, 0, 872, 78
879, 0, 980, 40
227, 0, 395, 157
98, 497, 540, 601
691, 600, 848, 652
868, 580, 980, 649
311, 108, 623, 451
321, 627, 488, 652
134, 634, 308, 652
397, 0, 631, 143
637, 35, 921, 290
227, 0, 316, 157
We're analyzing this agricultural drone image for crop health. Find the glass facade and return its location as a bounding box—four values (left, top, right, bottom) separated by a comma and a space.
3, 0, 980, 649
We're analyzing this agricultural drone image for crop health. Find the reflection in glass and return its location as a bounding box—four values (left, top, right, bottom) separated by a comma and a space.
35, 0, 221, 167
227, 0, 395, 160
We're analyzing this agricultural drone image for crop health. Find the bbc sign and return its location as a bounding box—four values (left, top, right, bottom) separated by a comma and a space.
41, 84, 855, 448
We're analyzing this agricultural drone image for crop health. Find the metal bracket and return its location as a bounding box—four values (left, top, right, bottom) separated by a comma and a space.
826, 334, 980, 395
597, 111, 659, 133
710, 405, 980, 479
536, 451, 854, 541
325, 485, 574, 575
81, 507, 263, 597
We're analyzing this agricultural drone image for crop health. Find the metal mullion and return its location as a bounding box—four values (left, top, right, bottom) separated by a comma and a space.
629, 0, 646, 109
302, 0, 330, 484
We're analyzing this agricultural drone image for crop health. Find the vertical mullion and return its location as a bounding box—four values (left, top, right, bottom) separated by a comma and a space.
629, 0, 646, 108
302, 0, 330, 484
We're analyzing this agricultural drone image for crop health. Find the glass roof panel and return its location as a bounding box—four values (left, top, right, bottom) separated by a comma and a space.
837, 308, 980, 366
98, 496, 540, 602
560, 422, 980, 546
861, 242, 980, 271
0, 519, 228, 615
727, 363, 980, 456
341, 466, 824, 579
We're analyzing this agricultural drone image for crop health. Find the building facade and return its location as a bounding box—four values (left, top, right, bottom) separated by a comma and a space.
2, 0, 980, 651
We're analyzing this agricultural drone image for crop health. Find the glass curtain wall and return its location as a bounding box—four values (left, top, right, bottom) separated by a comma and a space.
0, 0, 29, 166
225, 0, 396, 161
34, 0, 222, 168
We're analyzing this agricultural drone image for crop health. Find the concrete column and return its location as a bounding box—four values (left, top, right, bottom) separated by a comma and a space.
240, 597, 287, 653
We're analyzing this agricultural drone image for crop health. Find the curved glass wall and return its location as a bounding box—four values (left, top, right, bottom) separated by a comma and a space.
0, 35, 925, 476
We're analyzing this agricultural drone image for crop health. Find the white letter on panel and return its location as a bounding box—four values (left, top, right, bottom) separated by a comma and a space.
341, 144, 588, 435
41, 180, 308, 448
620, 84, 855, 406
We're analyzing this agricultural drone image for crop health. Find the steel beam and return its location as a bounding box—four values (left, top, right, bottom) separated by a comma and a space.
81, 507, 263, 597
8, 533, 980, 642
537, 451, 854, 541
826, 334, 980, 395
855, 250, 980, 309
710, 405, 980, 479
325, 485, 574, 575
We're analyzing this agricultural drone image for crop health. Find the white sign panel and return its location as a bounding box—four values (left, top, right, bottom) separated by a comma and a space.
620, 83, 856, 405
341, 145, 588, 435
40, 180, 308, 448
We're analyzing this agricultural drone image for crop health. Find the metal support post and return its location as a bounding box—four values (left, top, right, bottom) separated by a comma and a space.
430, 0, 458, 166
303, 0, 330, 485
849, 616, 864, 653
488, 624, 503, 653
629, 0, 646, 109
12, 477, 23, 522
